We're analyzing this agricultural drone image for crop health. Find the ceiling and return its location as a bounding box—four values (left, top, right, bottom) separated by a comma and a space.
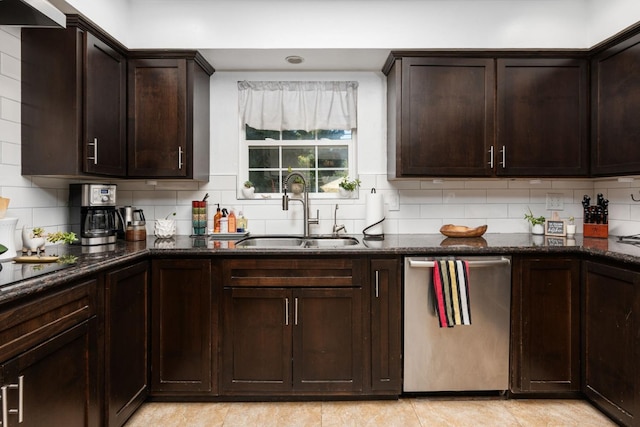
197, 48, 391, 72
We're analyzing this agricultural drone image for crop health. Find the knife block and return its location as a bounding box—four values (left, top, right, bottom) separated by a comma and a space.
583, 223, 608, 238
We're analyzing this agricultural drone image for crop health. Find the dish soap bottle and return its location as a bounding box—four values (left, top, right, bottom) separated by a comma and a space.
237, 211, 248, 232
228, 209, 236, 233
213, 204, 222, 233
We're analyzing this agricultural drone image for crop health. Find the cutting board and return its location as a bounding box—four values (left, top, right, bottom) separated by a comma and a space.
13, 255, 59, 263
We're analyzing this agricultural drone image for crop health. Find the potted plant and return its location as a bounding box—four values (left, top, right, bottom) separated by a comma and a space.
339, 176, 361, 198
22, 226, 77, 255
566, 216, 576, 236
242, 180, 255, 199
524, 208, 546, 235
155, 212, 177, 239
286, 167, 305, 194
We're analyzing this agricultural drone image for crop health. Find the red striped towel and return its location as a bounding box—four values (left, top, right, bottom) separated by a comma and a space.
433, 260, 471, 327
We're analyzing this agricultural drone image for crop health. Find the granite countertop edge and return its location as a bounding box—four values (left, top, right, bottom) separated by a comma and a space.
1, 233, 639, 304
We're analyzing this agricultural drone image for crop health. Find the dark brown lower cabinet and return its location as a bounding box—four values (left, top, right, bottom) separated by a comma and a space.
221, 257, 364, 396
151, 258, 214, 396
584, 261, 640, 426
104, 261, 149, 427
0, 278, 99, 426
370, 258, 401, 393
511, 256, 580, 394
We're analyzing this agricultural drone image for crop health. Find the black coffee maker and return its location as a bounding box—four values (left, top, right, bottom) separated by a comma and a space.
69, 184, 118, 245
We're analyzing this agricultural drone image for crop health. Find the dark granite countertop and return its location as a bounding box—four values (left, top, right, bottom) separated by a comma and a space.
2, 233, 640, 304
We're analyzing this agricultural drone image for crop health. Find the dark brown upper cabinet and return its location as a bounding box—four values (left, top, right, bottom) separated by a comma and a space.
496, 58, 589, 177
386, 56, 496, 178
22, 16, 127, 177
591, 31, 640, 176
384, 54, 589, 178
127, 53, 213, 180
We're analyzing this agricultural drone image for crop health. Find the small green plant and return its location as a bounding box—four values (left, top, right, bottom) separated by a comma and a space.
524, 208, 546, 226
244, 180, 253, 188
568, 216, 575, 225
32, 227, 45, 238
46, 231, 77, 245
286, 167, 304, 183
339, 176, 361, 192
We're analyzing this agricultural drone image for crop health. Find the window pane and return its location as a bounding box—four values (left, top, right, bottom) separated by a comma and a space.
318, 170, 345, 193
317, 129, 351, 140
318, 146, 348, 169
246, 125, 280, 140
249, 170, 281, 193
249, 147, 279, 168
283, 147, 315, 169
283, 130, 315, 140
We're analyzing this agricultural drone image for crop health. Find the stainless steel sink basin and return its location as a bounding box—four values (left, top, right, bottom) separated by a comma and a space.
235, 235, 359, 249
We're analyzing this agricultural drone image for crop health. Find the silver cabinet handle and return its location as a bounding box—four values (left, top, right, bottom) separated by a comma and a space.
88, 138, 98, 165
375, 270, 380, 298
294, 297, 299, 326
500, 145, 506, 168
285, 297, 289, 326
407, 257, 511, 268
2, 376, 24, 425
488, 145, 494, 169
178, 146, 184, 170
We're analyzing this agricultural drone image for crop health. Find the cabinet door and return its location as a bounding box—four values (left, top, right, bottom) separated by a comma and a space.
128, 58, 188, 178
1, 320, 99, 427
395, 57, 495, 177
293, 287, 363, 393
583, 261, 640, 426
85, 32, 127, 176
370, 258, 401, 393
104, 261, 149, 427
151, 259, 213, 395
592, 32, 640, 176
511, 257, 580, 394
497, 58, 588, 177
221, 288, 292, 394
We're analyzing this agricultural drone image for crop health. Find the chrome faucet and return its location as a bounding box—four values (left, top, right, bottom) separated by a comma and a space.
332, 204, 346, 236
282, 172, 319, 238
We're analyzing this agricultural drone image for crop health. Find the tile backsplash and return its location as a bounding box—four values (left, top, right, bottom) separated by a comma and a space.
2, 26, 640, 249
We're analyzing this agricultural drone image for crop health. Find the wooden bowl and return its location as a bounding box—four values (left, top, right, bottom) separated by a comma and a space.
439, 224, 488, 238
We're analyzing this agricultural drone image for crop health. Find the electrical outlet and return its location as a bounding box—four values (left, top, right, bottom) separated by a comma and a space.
385, 190, 400, 211
546, 193, 564, 210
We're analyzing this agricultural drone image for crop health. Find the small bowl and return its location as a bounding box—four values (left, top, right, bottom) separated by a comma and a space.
440, 224, 488, 238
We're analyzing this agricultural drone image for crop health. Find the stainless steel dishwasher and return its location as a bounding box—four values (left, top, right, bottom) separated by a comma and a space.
403, 256, 511, 393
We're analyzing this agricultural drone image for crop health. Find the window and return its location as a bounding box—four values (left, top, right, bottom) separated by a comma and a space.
239, 81, 358, 195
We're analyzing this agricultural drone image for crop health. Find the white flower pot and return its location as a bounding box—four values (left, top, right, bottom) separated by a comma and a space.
242, 187, 255, 199
339, 187, 354, 198
566, 224, 576, 236
154, 219, 176, 238
531, 224, 544, 235
21, 226, 46, 254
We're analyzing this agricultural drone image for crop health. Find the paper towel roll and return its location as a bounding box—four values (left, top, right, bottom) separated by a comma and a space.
364, 190, 384, 237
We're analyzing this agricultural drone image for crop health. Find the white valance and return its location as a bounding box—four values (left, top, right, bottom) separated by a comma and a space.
238, 81, 358, 132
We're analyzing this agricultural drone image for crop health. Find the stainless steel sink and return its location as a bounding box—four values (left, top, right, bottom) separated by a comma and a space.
235, 235, 359, 249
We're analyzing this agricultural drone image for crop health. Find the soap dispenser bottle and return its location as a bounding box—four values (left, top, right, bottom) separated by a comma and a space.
213, 204, 222, 233
237, 211, 248, 232
220, 208, 228, 233
228, 209, 236, 233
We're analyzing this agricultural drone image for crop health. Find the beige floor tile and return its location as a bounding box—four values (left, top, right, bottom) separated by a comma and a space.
221, 401, 322, 427
410, 398, 521, 427
504, 399, 617, 427
321, 399, 421, 427
125, 402, 230, 427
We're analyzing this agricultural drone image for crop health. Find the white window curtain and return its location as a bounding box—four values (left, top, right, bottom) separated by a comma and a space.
238, 81, 358, 132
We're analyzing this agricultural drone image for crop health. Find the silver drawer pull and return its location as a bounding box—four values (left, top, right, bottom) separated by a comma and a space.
178, 146, 184, 170
88, 138, 98, 165
2, 376, 24, 425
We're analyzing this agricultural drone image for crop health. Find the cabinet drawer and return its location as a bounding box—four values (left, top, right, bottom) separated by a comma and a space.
0, 278, 97, 362
223, 258, 362, 288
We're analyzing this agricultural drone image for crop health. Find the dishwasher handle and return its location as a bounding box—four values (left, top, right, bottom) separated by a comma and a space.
407, 257, 510, 269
